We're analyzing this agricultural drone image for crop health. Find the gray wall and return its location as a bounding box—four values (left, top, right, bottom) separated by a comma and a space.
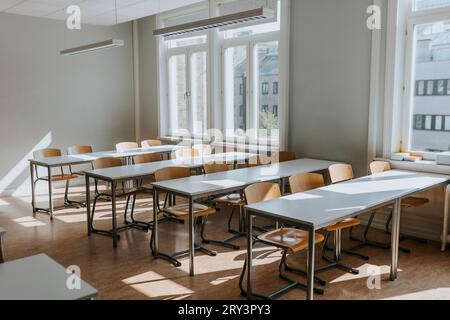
0, 13, 135, 195
138, 15, 159, 141
288, 0, 373, 176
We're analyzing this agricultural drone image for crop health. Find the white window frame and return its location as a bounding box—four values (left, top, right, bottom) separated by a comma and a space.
402, 2, 450, 159
156, 0, 290, 149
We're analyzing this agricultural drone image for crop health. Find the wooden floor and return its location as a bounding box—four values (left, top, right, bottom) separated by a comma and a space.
1, 185, 450, 300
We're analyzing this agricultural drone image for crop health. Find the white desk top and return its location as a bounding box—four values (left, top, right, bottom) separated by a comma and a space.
29, 145, 180, 167
0, 254, 98, 300
85, 152, 255, 182
246, 170, 450, 230
152, 158, 337, 197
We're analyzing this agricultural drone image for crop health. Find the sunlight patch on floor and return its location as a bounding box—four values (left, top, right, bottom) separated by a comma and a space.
123, 271, 193, 298
384, 288, 450, 300
329, 264, 402, 284
13, 216, 46, 227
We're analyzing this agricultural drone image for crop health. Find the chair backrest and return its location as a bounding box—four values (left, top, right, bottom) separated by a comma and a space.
369, 161, 391, 175
203, 163, 230, 174
116, 142, 139, 152
277, 151, 296, 163
33, 148, 61, 159
67, 145, 93, 155
141, 140, 162, 148
154, 167, 191, 182
244, 182, 281, 205
174, 148, 200, 159
134, 153, 162, 164
247, 155, 272, 167
92, 157, 123, 170
329, 164, 354, 184
193, 144, 213, 156
289, 173, 325, 194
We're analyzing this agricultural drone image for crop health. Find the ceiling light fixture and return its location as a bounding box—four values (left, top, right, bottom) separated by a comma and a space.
153, 7, 275, 37
60, 0, 124, 56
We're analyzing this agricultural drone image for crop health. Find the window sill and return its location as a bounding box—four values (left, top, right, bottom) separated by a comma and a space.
377, 158, 450, 175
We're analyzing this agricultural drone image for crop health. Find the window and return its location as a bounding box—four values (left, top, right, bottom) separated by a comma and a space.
224, 46, 248, 132
415, 0, 450, 11
417, 80, 425, 95
157, 0, 288, 147
406, 16, 450, 152
435, 115, 443, 130
426, 80, 434, 95
167, 44, 208, 136
437, 80, 445, 95
273, 105, 278, 117
262, 82, 269, 95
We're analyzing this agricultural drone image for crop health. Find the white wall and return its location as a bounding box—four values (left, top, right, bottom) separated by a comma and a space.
0, 13, 135, 196
288, 0, 373, 176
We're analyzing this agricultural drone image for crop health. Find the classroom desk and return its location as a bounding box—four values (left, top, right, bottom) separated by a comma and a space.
244, 170, 450, 300
29, 145, 180, 219
84, 152, 255, 248
0, 254, 98, 300
151, 158, 338, 276
0, 227, 5, 263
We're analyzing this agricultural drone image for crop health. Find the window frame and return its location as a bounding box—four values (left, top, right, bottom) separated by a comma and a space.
401, 2, 450, 157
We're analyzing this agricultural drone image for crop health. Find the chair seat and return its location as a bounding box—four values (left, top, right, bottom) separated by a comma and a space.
402, 196, 429, 208
40, 174, 79, 182
325, 218, 361, 232
258, 228, 325, 253
215, 194, 245, 206
164, 203, 216, 219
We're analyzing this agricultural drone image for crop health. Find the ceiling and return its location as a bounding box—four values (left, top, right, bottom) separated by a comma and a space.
0, 0, 204, 26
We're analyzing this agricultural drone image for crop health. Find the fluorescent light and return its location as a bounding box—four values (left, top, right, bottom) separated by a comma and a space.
60, 39, 124, 56
153, 8, 275, 38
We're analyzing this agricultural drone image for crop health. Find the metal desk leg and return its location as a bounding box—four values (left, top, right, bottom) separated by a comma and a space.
280, 178, 285, 196
246, 209, 253, 298
30, 163, 36, 213
111, 181, 118, 248
390, 199, 401, 281
0, 235, 4, 263
306, 227, 315, 301
152, 188, 159, 256
86, 175, 91, 236
189, 196, 195, 276
442, 185, 450, 252
47, 166, 54, 220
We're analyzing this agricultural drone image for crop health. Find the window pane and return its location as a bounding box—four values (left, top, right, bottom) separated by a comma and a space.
191, 51, 207, 135
168, 54, 188, 134
415, 0, 450, 11
256, 41, 279, 137
167, 35, 207, 49
224, 46, 248, 133
435, 115, 443, 130
410, 20, 450, 152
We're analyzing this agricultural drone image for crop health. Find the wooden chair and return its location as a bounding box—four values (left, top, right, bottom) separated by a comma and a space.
90, 158, 147, 237
32, 149, 81, 212
67, 145, 94, 178
151, 167, 231, 267
239, 182, 325, 299
134, 153, 163, 164
273, 151, 296, 163
116, 142, 139, 152
193, 144, 213, 156
327, 164, 369, 263
141, 140, 162, 148
348, 161, 430, 253
289, 173, 362, 277
202, 163, 243, 249
174, 148, 200, 159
